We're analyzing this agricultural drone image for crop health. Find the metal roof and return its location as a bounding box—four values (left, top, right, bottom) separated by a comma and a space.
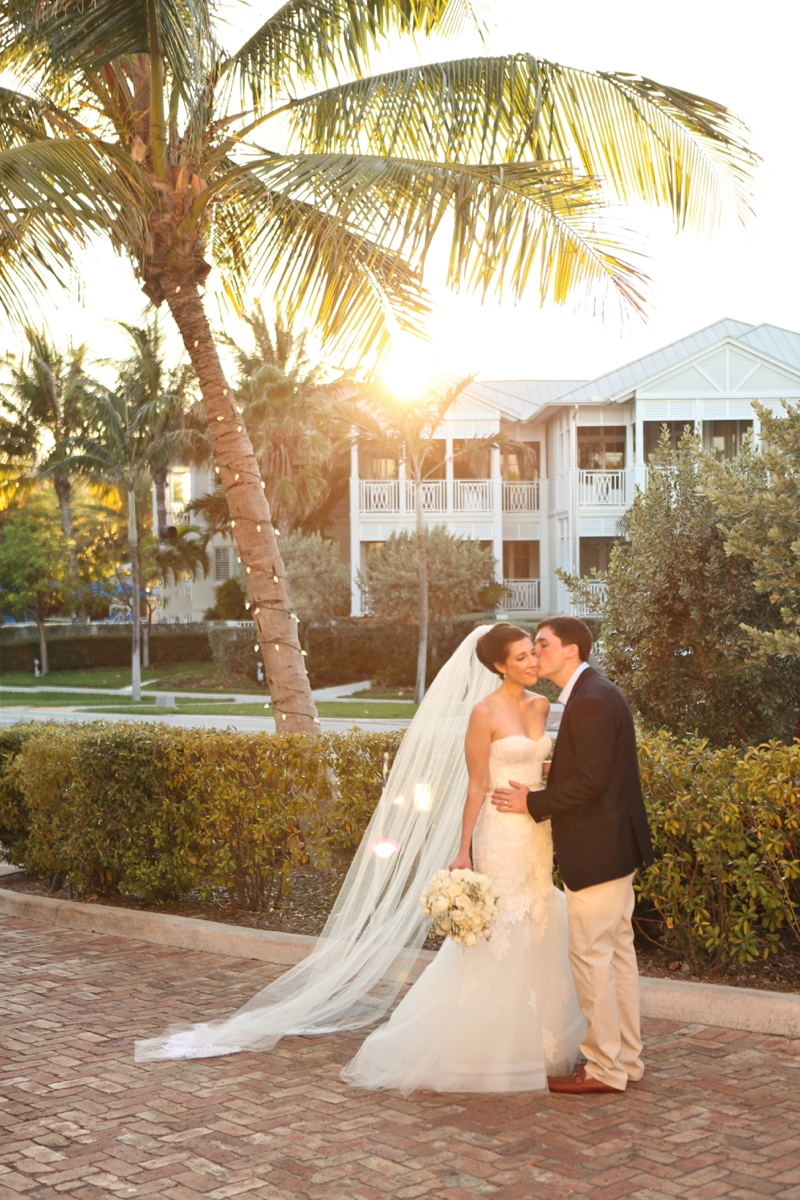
555, 318, 756, 404
459, 378, 586, 420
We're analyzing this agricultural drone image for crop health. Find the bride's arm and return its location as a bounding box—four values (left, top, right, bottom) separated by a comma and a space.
449, 705, 492, 871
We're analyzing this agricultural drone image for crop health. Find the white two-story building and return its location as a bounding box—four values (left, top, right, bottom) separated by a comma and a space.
159, 318, 800, 623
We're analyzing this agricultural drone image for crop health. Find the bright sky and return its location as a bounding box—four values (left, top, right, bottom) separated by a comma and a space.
6, 0, 798, 390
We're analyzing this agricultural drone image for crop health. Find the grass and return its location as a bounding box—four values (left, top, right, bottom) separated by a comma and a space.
0, 662, 267, 694
0, 692, 144, 708
80, 700, 417, 719
347, 685, 415, 700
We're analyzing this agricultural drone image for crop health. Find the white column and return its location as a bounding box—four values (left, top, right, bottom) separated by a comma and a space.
398, 459, 407, 516
634, 402, 645, 492
349, 436, 362, 616
570, 407, 579, 576
491, 446, 503, 584
538, 478, 549, 614
445, 428, 454, 512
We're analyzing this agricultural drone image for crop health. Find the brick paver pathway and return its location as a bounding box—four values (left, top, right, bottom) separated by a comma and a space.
3, 915, 800, 1200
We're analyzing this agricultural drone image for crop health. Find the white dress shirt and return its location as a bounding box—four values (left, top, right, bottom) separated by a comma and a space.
557, 660, 590, 707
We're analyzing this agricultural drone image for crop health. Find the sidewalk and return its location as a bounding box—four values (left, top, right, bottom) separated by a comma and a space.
2, 912, 800, 1200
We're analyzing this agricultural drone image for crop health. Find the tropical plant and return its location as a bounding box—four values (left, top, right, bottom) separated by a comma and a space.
280, 530, 352, 628
0, 492, 72, 674
702, 402, 800, 661
53, 385, 171, 698
348, 380, 512, 701
137, 523, 209, 664
204, 575, 249, 622
560, 429, 800, 745
0, 329, 98, 594
225, 306, 351, 535
363, 526, 500, 622
110, 314, 205, 538
0, 0, 755, 728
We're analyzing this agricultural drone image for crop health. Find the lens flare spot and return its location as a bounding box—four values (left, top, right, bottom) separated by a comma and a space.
371, 840, 401, 859
413, 783, 432, 811
392, 794, 405, 806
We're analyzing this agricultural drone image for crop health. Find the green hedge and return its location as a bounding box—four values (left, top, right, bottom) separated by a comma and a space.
1, 724, 798, 967
0, 630, 213, 673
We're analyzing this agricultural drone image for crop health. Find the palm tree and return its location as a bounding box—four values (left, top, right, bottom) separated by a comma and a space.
54, 382, 176, 699
0, 1, 755, 728
0, 329, 97, 596
347, 380, 521, 702
111, 315, 203, 539
138, 523, 209, 665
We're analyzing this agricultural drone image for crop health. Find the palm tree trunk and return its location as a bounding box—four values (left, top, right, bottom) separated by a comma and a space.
414, 480, 428, 705
153, 466, 168, 536
53, 475, 80, 590
128, 489, 142, 702
143, 604, 150, 669
35, 613, 49, 677
165, 285, 318, 733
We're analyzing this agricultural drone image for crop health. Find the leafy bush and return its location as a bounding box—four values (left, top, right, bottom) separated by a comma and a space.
637, 733, 800, 967
3, 722, 799, 970
5, 723, 402, 909
204, 577, 249, 621
0, 628, 213, 673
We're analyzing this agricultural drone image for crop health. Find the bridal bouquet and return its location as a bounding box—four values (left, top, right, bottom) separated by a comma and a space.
420, 869, 500, 948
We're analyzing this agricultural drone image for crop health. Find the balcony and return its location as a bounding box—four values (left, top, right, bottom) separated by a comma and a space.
359, 478, 542, 516
572, 580, 608, 616
359, 480, 400, 513
503, 579, 541, 611
578, 470, 627, 506
502, 481, 540, 512
406, 480, 447, 512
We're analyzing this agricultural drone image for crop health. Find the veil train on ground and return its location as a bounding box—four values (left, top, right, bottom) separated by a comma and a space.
135, 625, 498, 1062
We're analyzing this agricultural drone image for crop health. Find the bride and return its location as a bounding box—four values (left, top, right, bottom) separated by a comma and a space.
136, 623, 584, 1093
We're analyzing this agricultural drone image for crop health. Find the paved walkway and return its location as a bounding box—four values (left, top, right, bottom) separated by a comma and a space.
2, 914, 800, 1200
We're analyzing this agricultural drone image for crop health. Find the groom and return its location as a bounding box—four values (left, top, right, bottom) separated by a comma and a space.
492, 616, 654, 1095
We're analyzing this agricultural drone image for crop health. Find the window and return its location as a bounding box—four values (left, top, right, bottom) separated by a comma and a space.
171, 469, 191, 506
179, 580, 193, 599
502, 443, 540, 481
214, 547, 231, 581
503, 541, 540, 580
580, 537, 620, 577
643, 420, 694, 462
423, 440, 446, 480
358, 450, 398, 479
578, 427, 626, 470
703, 419, 753, 460
453, 440, 490, 479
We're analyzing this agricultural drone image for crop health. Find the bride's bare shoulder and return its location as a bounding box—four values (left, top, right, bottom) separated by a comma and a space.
468, 695, 497, 726
525, 691, 550, 714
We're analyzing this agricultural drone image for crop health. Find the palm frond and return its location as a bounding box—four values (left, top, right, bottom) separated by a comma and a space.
212, 165, 433, 360
221, 0, 485, 110
0, 1, 210, 94
288, 56, 756, 229
223, 152, 647, 321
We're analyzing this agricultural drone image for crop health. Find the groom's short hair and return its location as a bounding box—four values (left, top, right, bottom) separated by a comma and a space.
537, 617, 592, 662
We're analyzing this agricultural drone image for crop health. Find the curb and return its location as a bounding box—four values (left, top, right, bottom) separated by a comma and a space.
3, 887, 800, 1039
0, 887, 434, 982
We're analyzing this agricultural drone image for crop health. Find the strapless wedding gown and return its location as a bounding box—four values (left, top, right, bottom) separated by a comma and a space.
341, 735, 586, 1093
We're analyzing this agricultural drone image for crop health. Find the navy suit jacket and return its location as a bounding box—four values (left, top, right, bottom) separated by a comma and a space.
526, 667, 654, 891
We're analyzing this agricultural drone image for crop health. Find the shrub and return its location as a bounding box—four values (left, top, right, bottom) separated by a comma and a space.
3, 722, 799, 970
637, 732, 800, 967
0, 629, 213, 673
204, 577, 249, 621
5, 724, 402, 909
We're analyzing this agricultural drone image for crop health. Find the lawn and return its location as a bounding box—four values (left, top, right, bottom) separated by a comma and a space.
79, 700, 417, 719
0, 662, 264, 693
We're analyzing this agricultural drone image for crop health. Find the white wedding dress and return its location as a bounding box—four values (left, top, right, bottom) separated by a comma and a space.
341, 734, 586, 1094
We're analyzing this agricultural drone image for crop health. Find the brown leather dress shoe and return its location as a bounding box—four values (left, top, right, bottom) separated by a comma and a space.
547, 1065, 624, 1095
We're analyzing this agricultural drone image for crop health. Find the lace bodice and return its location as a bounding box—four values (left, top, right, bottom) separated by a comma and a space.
472, 733, 555, 950
487, 733, 552, 791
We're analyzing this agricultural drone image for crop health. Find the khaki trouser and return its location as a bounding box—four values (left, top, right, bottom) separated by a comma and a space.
563, 872, 643, 1091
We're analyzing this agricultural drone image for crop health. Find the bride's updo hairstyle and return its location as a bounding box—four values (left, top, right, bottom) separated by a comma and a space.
476, 623, 531, 677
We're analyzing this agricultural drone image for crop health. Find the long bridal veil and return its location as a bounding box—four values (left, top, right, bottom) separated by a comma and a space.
135, 624, 499, 1062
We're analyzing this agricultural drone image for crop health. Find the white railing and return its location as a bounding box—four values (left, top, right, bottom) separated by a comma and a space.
503, 579, 541, 611
359, 479, 400, 513
502, 481, 540, 512
578, 470, 627, 506
454, 479, 492, 511
572, 580, 608, 616
405, 480, 447, 512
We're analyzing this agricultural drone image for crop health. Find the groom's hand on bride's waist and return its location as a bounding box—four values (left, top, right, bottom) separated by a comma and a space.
491, 782, 532, 815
